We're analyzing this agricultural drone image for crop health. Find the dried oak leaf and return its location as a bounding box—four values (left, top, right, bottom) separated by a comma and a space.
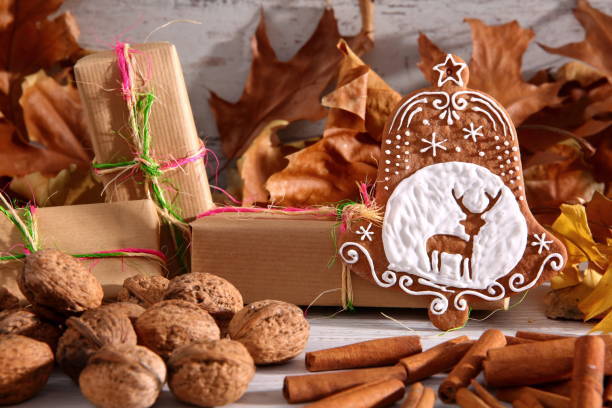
265, 40, 401, 206
210, 1, 374, 160
418, 19, 562, 125
540, 0, 612, 78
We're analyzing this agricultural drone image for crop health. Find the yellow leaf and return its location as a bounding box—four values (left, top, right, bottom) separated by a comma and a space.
580, 265, 612, 321
591, 310, 612, 334
551, 204, 607, 270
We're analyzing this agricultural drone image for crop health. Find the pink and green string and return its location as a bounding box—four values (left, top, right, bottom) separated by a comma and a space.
0, 196, 166, 265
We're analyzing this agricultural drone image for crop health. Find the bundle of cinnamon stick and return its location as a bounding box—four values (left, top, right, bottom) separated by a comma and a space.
283, 331, 611, 407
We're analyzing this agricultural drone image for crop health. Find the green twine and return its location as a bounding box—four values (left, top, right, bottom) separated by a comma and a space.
0, 204, 38, 254
92, 91, 190, 274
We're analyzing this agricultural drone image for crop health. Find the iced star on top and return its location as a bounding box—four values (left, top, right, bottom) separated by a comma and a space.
433, 54, 467, 88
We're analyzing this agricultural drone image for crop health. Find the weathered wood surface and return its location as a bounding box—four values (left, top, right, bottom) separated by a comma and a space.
61, 0, 612, 156
20, 286, 591, 407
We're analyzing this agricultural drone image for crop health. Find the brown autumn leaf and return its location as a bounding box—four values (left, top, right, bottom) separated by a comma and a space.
540, 0, 612, 79
0, 0, 90, 183
265, 40, 401, 206
209, 0, 374, 160
10, 164, 102, 206
523, 139, 604, 209
238, 119, 292, 205
418, 19, 562, 125
0, 70, 90, 177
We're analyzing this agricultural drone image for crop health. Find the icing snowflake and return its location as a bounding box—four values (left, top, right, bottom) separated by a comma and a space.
462, 122, 483, 143
356, 223, 374, 241
420, 132, 448, 157
531, 233, 553, 254
433, 54, 467, 87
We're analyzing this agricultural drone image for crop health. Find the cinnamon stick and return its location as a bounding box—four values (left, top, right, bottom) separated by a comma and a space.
497, 387, 570, 408
512, 399, 531, 408
515, 393, 544, 408
306, 336, 421, 372
535, 380, 571, 397
439, 329, 506, 402
401, 382, 424, 408
283, 365, 407, 403
506, 335, 536, 345
456, 388, 489, 408
401, 382, 435, 408
570, 336, 605, 408
470, 379, 505, 408
515, 331, 570, 342
484, 335, 612, 387
304, 378, 405, 408
398, 336, 473, 383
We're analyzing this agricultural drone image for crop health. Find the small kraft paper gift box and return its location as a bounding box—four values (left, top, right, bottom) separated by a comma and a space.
75, 42, 215, 273
191, 213, 507, 310
0, 199, 162, 300
74, 42, 213, 218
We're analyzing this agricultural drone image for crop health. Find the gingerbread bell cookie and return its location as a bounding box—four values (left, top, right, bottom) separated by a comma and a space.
338, 54, 567, 330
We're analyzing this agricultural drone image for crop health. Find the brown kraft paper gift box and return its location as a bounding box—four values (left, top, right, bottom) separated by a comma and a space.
0, 200, 162, 300
74, 42, 214, 220
191, 213, 507, 310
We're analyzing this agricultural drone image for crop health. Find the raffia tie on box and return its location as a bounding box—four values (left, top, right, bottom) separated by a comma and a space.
91, 42, 206, 272
0, 193, 166, 265
195, 183, 383, 310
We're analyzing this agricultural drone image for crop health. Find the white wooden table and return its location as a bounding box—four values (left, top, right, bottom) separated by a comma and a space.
21, 285, 590, 408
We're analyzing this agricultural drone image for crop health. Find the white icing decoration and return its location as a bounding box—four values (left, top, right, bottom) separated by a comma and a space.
356, 223, 375, 241
478, 152, 485, 157
433, 54, 467, 88
394, 171, 399, 175
385, 169, 390, 173
420, 132, 447, 157
404, 141, 410, 145
494, 136, 500, 140
496, 146, 501, 150
455, 147, 461, 152
385, 177, 390, 181
512, 146, 518, 151
396, 155, 401, 159
504, 150, 509, 154
385, 150, 391, 154
405, 130, 410, 136
386, 140, 392, 144
454, 281, 506, 311
384, 186, 389, 190
531, 233, 552, 254
396, 134, 402, 140
385, 160, 391, 164
423, 119, 430, 125
463, 122, 483, 142
509, 253, 564, 292
396, 145, 401, 149
382, 162, 527, 290
497, 156, 502, 160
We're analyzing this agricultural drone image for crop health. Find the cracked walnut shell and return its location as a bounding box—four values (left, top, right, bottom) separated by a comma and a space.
57, 307, 137, 381
135, 299, 220, 360
80, 344, 166, 408
0, 334, 54, 405
168, 339, 255, 407
19, 249, 103, 319
116, 274, 169, 307
229, 300, 309, 364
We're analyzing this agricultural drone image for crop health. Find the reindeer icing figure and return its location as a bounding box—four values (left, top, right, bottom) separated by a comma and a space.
338, 54, 567, 330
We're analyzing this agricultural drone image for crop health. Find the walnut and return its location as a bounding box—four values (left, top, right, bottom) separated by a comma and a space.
56, 307, 137, 381
100, 302, 146, 324
135, 299, 220, 360
0, 334, 54, 405
168, 339, 255, 407
0, 286, 19, 311
0, 308, 62, 351
80, 344, 166, 408
229, 300, 309, 364
116, 274, 169, 307
164, 272, 243, 330
19, 249, 103, 320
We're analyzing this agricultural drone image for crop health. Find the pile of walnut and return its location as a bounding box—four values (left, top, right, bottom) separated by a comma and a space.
0, 249, 309, 408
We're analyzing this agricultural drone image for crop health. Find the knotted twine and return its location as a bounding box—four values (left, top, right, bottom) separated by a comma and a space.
0, 193, 166, 265
92, 42, 206, 273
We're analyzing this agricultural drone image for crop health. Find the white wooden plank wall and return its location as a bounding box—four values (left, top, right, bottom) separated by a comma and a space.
60, 0, 612, 159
